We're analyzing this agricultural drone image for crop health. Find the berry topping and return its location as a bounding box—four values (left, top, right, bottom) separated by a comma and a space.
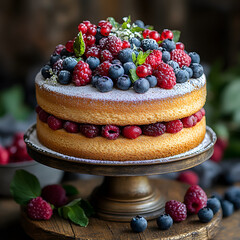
50, 54, 61, 66
58, 70, 71, 85
100, 26, 111, 36
162, 50, 171, 63
123, 62, 136, 75
63, 121, 79, 133
130, 216, 148, 233
156, 214, 173, 230
72, 61, 92, 86
133, 78, 150, 93
117, 75, 132, 90
27, 197, 53, 220
161, 29, 174, 40
221, 200, 234, 217
175, 69, 189, 83
136, 65, 149, 78
85, 46, 101, 59
198, 207, 213, 223
134, 19, 145, 28
95, 76, 113, 92
176, 42, 185, 50
65, 40, 74, 53
190, 63, 204, 78
161, 39, 176, 52
105, 35, 122, 56
41, 65, 51, 79
166, 120, 183, 133
41, 184, 68, 207
78, 23, 88, 34
142, 122, 166, 136
165, 200, 187, 222
52, 59, 63, 74
86, 57, 100, 70
224, 186, 240, 209
108, 64, 124, 79
102, 125, 120, 140
149, 30, 161, 42
181, 115, 197, 128
146, 75, 157, 87
129, 37, 141, 48
118, 48, 133, 63
182, 66, 193, 78
122, 126, 142, 139
95, 61, 112, 76
141, 39, 158, 51
193, 110, 203, 122
171, 49, 191, 68
80, 124, 100, 138
47, 115, 63, 130
145, 50, 162, 70
122, 40, 131, 49
142, 29, 151, 39
184, 185, 207, 214
62, 57, 78, 72
154, 62, 176, 89
189, 52, 200, 64
53, 44, 65, 55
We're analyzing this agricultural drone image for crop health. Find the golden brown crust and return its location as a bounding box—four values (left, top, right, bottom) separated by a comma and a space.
36, 117, 206, 161
36, 81, 206, 126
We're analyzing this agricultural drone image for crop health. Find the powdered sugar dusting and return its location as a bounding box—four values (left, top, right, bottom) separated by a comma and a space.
36, 72, 206, 102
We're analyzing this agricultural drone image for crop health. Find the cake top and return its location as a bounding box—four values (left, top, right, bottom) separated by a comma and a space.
40, 17, 204, 95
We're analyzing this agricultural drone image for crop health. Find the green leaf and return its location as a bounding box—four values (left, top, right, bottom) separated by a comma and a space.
131, 27, 145, 33
122, 16, 131, 29
146, 25, 154, 30
136, 50, 151, 66
129, 68, 139, 83
107, 17, 119, 28
172, 30, 181, 43
79, 199, 95, 217
68, 205, 89, 227
73, 32, 85, 57
10, 170, 41, 205
132, 52, 136, 63
63, 185, 79, 196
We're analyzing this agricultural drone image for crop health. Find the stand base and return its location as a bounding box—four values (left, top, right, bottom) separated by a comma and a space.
21, 178, 222, 240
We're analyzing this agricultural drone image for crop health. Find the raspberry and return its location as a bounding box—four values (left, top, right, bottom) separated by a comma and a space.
171, 49, 191, 68
99, 37, 108, 49
102, 125, 120, 140
53, 59, 63, 75
176, 42, 185, 50
166, 120, 183, 133
106, 35, 122, 57
122, 126, 142, 139
149, 30, 161, 42
200, 107, 205, 117
177, 171, 199, 185
160, 29, 173, 40
27, 197, 53, 220
80, 124, 100, 138
210, 144, 223, 163
184, 185, 207, 214
78, 23, 88, 34
72, 61, 92, 86
181, 115, 197, 128
63, 121, 79, 133
154, 62, 176, 89
143, 63, 153, 76
145, 50, 162, 70
100, 49, 113, 62
142, 122, 166, 136
122, 40, 131, 49
165, 200, 187, 222
85, 46, 100, 58
136, 65, 148, 78
47, 115, 63, 130
94, 61, 111, 76
65, 40, 74, 53
216, 138, 228, 150
193, 110, 203, 122
41, 184, 68, 207
0, 146, 10, 165
35, 105, 42, 114
38, 109, 49, 123
53, 44, 65, 55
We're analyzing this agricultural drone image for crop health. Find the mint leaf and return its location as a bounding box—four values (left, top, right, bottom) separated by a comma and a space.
136, 50, 151, 66
146, 25, 154, 30
62, 185, 79, 196
122, 16, 131, 29
132, 52, 136, 63
129, 68, 139, 83
10, 170, 41, 205
172, 30, 181, 43
68, 205, 89, 227
74, 32, 85, 57
79, 199, 95, 217
107, 17, 119, 28
131, 27, 145, 33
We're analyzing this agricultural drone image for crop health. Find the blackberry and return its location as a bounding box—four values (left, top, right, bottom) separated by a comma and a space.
117, 75, 132, 90
96, 76, 113, 92
133, 78, 150, 93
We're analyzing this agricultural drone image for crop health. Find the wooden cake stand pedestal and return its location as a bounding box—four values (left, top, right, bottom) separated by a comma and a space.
23, 125, 220, 240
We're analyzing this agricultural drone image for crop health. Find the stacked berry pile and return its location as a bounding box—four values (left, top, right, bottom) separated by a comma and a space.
41, 17, 204, 94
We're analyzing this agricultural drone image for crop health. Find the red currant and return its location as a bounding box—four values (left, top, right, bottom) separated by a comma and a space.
176, 42, 185, 50
87, 27, 97, 36
161, 29, 173, 40
136, 65, 149, 78
149, 31, 161, 42
100, 26, 111, 36
78, 23, 87, 34
86, 35, 96, 46
143, 29, 151, 39
98, 20, 108, 27
83, 20, 91, 28
65, 40, 74, 53
122, 126, 142, 139
122, 40, 131, 49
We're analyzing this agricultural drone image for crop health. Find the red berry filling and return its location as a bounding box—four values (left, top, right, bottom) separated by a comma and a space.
142, 122, 166, 136
80, 124, 100, 138
122, 126, 142, 139
102, 125, 120, 140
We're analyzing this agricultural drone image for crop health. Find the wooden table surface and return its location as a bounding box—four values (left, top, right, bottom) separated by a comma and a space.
0, 178, 240, 240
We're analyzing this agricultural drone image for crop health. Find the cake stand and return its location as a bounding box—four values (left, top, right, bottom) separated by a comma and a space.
23, 125, 221, 240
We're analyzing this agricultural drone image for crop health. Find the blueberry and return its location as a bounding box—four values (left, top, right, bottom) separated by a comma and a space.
134, 20, 145, 28
158, 47, 163, 51
133, 78, 150, 93
117, 75, 132, 90
210, 193, 223, 202
41, 65, 51, 79
123, 62, 136, 75
129, 37, 141, 48
175, 69, 189, 83
224, 186, 240, 209
146, 75, 157, 87
189, 52, 200, 64
60, 48, 72, 58
86, 57, 100, 70
198, 207, 213, 223
182, 66, 193, 78
130, 215, 147, 233
191, 63, 204, 78
156, 214, 173, 230
221, 200, 234, 217
207, 197, 221, 215
161, 39, 176, 52
96, 76, 113, 92
118, 48, 133, 63
50, 54, 60, 66
109, 64, 124, 79
167, 60, 179, 71
63, 57, 78, 72
58, 70, 71, 85
91, 75, 101, 87
111, 59, 122, 65
95, 27, 105, 44
162, 50, 171, 63
141, 39, 158, 51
